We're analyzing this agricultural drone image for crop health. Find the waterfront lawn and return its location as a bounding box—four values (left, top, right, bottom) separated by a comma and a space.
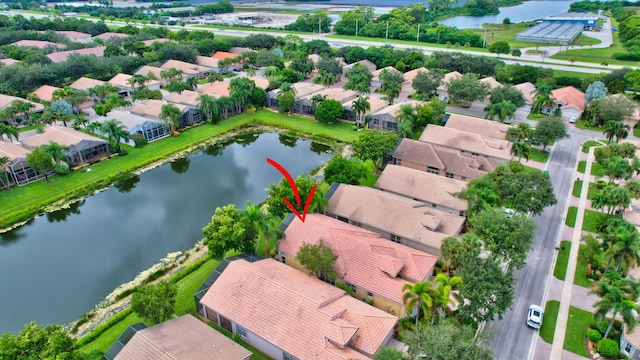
564, 306, 593, 357
553, 241, 571, 281
540, 300, 560, 344
80, 312, 144, 355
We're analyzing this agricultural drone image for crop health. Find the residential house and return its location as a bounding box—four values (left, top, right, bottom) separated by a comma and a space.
46, 46, 106, 63
391, 138, 500, 181
480, 76, 501, 91
344, 59, 377, 73
419, 124, 513, 162
199, 257, 398, 360
371, 66, 397, 89
103, 314, 252, 360
514, 82, 536, 106
401, 67, 429, 94
108, 73, 161, 97
437, 71, 462, 99
325, 183, 465, 256
443, 113, 511, 140
106, 109, 169, 142
141, 38, 168, 46
211, 51, 241, 72
551, 86, 586, 120
165, 90, 201, 108
195, 55, 221, 73
0, 94, 44, 125
31, 85, 61, 103
133, 65, 166, 84
368, 101, 422, 131
20, 126, 110, 167
197, 81, 230, 98
266, 82, 324, 110
343, 95, 388, 122
160, 59, 211, 78
11, 40, 62, 49
294, 88, 358, 115
375, 164, 468, 216
0, 58, 19, 66
245, 76, 269, 90
129, 99, 200, 128
55, 31, 92, 43
0, 140, 42, 186
229, 46, 251, 55
279, 213, 438, 316
620, 326, 640, 360
93, 32, 129, 41
308, 53, 322, 64
70, 77, 105, 92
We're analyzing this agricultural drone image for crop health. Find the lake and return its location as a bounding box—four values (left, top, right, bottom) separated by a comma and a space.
0, 132, 332, 334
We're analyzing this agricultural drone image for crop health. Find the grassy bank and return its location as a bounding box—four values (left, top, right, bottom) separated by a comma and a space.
0, 110, 358, 230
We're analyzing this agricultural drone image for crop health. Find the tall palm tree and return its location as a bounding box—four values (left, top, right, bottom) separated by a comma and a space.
432, 273, 463, 320
485, 100, 516, 122
0, 123, 19, 142
591, 281, 639, 338
72, 116, 89, 130
43, 141, 70, 166
185, 77, 198, 91
395, 104, 416, 138
510, 141, 531, 163
217, 97, 233, 119
316, 71, 337, 87
402, 281, 438, 326
0, 156, 10, 190
86, 121, 101, 135
100, 119, 130, 153
459, 178, 500, 217
351, 96, 370, 128
607, 227, 640, 272
245, 64, 257, 76
197, 93, 221, 124
604, 120, 631, 143
160, 104, 182, 134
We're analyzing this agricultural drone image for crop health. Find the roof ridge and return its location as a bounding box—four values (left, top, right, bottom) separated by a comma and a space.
134, 327, 178, 360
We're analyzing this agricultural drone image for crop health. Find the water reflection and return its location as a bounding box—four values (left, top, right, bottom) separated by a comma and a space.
46, 200, 85, 223
279, 133, 298, 148
114, 174, 140, 193
170, 157, 191, 174
311, 141, 331, 154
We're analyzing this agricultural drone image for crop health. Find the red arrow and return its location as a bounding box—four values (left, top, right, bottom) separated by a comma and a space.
267, 158, 316, 222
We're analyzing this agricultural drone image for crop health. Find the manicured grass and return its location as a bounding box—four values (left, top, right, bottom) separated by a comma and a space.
583, 209, 603, 233
0, 110, 357, 229
572, 180, 602, 200
564, 306, 593, 357
566, 206, 578, 227
527, 112, 545, 121
576, 120, 604, 132
552, 70, 599, 80
326, 34, 489, 52
540, 300, 560, 343
530, 148, 549, 163
18, 124, 41, 133
635, 125, 640, 138
575, 244, 595, 288
573, 180, 583, 198
582, 140, 606, 153
554, 241, 572, 281
578, 161, 586, 174
80, 312, 144, 355
577, 161, 604, 177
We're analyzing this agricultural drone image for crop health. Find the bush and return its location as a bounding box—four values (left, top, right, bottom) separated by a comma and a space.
130, 133, 148, 148
588, 329, 603, 342
54, 165, 70, 176
597, 338, 619, 357
596, 180, 607, 189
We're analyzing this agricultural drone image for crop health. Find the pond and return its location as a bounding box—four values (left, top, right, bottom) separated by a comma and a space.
0, 132, 333, 334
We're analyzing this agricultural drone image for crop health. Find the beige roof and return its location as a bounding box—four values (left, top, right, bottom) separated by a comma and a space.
0, 58, 19, 66
308, 53, 322, 64
55, 31, 91, 40
376, 164, 467, 212
438, 71, 462, 91
514, 82, 536, 104
0, 140, 30, 161
247, 76, 269, 90
46, 46, 105, 63
343, 95, 388, 114
624, 210, 640, 227
93, 32, 129, 41
229, 46, 251, 54
197, 82, 230, 98
403, 67, 429, 83
479, 76, 501, 90
21, 125, 107, 149
141, 38, 168, 46
160, 59, 210, 76
200, 258, 397, 360
70, 77, 105, 91
129, 99, 187, 119
12, 40, 61, 49
327, 184, 465, 251
300, 87, 357, 104
372, 100, 422, 117
372, 66, 396, 82
624, 319, 640, 347
0, 94, 44, 112
108, 73, 160, 89
419, 124, 512, 160
281, 214, 437, 304
351, 59, 377, 72
114, 315, 252, 360
165, 90, 200, 108
551, 86, 586, 112
195, 55, 219, 68
31, 85, 60, 102
105, 109, 166, 132
134, 65, 163, 80
445, 113, 511, 140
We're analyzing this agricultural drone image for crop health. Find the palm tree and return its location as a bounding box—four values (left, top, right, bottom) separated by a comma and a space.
383, 81, 401, 105
86, 121, 101, 134
197, 93, 221, 124
264, 66, 280, 77
0, 156, 10, 190
591, 281, 639, 338
604, 120, 631, 143
100, 119, 130, 153
316, 71, 337, 87
160, 104, 182, 134
185, 77, 198, 91
510, 141, 531, 163
72, 116, 89, 130
459, 177, 500, 217
531, 85, 556, 115
43, 141, 70, 166
245, 64, 257, 76
603, 156, 632, 184
506, 123, 534, 142
485, 100, 516, 122
217, 97, 233, 119
396, 104, 416, 138
402, 281, 438, 326
606, 227, 640, 272
310, 94, 327, 113
0, 123, 19, 142
432, 273, 463, 321
351, 96, 370, 129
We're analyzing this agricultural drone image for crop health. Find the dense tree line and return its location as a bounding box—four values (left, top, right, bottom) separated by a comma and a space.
285, 14, 331, 33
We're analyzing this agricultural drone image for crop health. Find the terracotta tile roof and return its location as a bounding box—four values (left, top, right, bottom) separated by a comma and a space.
300, 87, 358, 104
70, 76, 105, 91
160, 59, 210, 76
108, 73, 160, 89
372, 66, 396, 82
197, 82, 230, 98
195, 55, 219, 68
393, 138, 445, 169
327, 184, 465, 251
551, 86, 586, 112
0, 140, 30, 161
375, 164, 468, 212
212, 51, 238, 60
354, 59, 377, 72
281, 214, 437, 304
93, 32, 129, 41
624, 210, 640, 227
114, 315, 252, 360
200, 258, 397, 359
372, 100, 423, 117
343, 95, 388, 115
445, 113, 511, 140
0, 58, 19, 66
165, 90, 200, 108
129, 99, 187, 119
514, 82, 536, 104
21, 125, 107, 149
12, 40, 62, 49
0, 94, 44, 112
46, 46, 105, 63
438, 71, 462, 91
134, 65, 163, 80
419, 124, 512, 160
55, 30, 91, 41
479, 76, 501, 90
403, 67, 429, 83
141, 38, 168, 46
31, 85, 60, 102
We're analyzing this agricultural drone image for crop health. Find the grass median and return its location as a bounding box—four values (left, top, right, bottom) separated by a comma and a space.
553, 241, 571, 281
540, 300, 560, 344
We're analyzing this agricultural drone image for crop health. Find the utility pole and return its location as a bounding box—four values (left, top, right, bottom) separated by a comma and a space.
356, 20, 358, 36
417, 23, 421, 42
386, 21, 389, 39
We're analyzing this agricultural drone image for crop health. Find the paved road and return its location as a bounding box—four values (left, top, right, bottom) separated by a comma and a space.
489, 127, 598, 360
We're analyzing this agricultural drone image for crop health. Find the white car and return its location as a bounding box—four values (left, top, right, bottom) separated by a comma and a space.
527, 304, 544, 329
569, 117, 576, 124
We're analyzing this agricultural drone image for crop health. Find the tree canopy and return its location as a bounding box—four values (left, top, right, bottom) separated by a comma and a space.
296, 239, 339, 280
131, 280, 177, 324
323, 156, 367, 185
535, 116, 570, 151
403, 320, 493, 360
352, 131, 398, 175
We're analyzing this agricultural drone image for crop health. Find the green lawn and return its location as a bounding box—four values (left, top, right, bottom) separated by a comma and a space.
572, 180, 601, 200
554, 241, 572, 281
552, 70, 599, 80
540, 300, 560, 343
207, 323, 271, 360
576, 120, 604, 132
530, 148, 549, 163
467, 23, 600, 49
581, 140, 606, 153
577, 161, 604, 177
578, 160, 586, 174
80, 312, 144, 355
566, 207, 578, 227
326, 34, 489, 52
583, 210, 602, 233
564, 306, 593, 357
575, 244, 595, 288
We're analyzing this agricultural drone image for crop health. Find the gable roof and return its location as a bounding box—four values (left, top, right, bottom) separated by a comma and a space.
0, 94, 44, 112
12, 40, 61, 49
438, 71, 462, 91
229, 47, 251, 55
93, 32, 129, 41
113, 315, 252, 360
106, 109, 166, 132
281, 214, 437, 304
31, 85, 60, 102
246, 76, 269, 90
195, 55, 219, 68
21, 125, 107, 149
197, 82, 230, 98
343, 95, 388, 114
0, 58, 19, 66
165, 90, 201, 108
141, 38, 169, 46
372, 66, 396, 82
268, 82, 325, 99
513, 82, 536, 104
372, 101, 422, 118
308, 53, 322, 64
0, 140, 30, 162
327, 184, 465, 251
160, 59, 210, 76
55, 30, 91, 40
70, 77, 105, 91
108, 73, 160, 89
403, 67, 429, 83
551, 86, 586, 112
200, 258, 397, 360
419, 124, 512, 160
46, 46, 105, 63
129, 99, 187, 119
479, 76, 501, 90
376, 164, 467, 212
134, 65, 163, 80
444, 113, 512, 140
212, 51, 238, 60
300, 87, 358, 104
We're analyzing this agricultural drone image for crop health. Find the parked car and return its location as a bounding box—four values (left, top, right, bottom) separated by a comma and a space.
527, 304, 544, 329
569, 117, 576, 124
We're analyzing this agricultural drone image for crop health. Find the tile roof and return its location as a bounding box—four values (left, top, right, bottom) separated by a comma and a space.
160, 59, 210, 76
0, 94, 44, 112
281, 214, 437, 304
114, 315, 252, 360
197, 81, 230, 98
165, 90, 200, 108
12, 40, 62, 49
108, 73, 160, 89
343, 95, 388, 114
134, 65, 164, 80
444, 113, 512, 140
372, 101, 422, 118
70, 77, 105, 91
46, 46, 105, 63
93, 32, 129, 41
513, 82, 536, 104
229, 47, 251, 54
479, 76, 501, 90
308, 53, 322, 64
54, 30, 91, 40
212, 51, 238, 60
21, 125, 107, 149
372, 66, 396, 82
106, 109, 166, 131
141, 38, 169, 46
624, 322, 640, 348
129, 99, 187, 119
300, 87, 358, 104
195, 55, 219, 68
375, 164, 468, 212
0, 58, 19, 66
551, 86, 586, 112
327, 184, 465, 251
438, 71, 462, 91
0, 140, 30, 161
200, 258, 397, 359
247, 76, 269, 90
403, 67, 429, 83
419, 124, 512, 160
31, 85, 60, 102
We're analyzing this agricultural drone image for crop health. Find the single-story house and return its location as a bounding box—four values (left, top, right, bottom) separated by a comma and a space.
266, 82, 325, 110
480, 76, 502, 91
133, 65, 167, 84
0, 140, 43, 186
437, 71, 462, 99
195, 55, 221, 72
141, 38, 169, 46
371, 66, 396, 89
401, 67, 429, 94
551, 86, 586, 120
31, 85, 61, 103
197, 81, 230, 98
344, 59, 377, 73
211, 51, 241, 71
55, 30, 92, 43
69, 76, 105, 92
11, 40, 63, 49
108, 73, 161, 97
308, 53, 322, 64
368, 101, 422, 131
325, 183, 465, 256
294, 88, 358, 116
443, 113, 511, 140
129, 99, 201, 128
419, 124, 513, 162
0, 58, 19, 66
46, 46, 106, 63
103, 314, 252, 360
0, 94, 44, 125
20, 125, 110, 167
620, 325, 640, 360
343, 95, 389, 122
229, 46, 251, 55
160, 59, 211, 78
199, 257, 398, 360
106, 109, 169, 142
93, 32, 129, 41
514, 82, 536, 106
165, 90, 201, 108
245, 76, 269, 90
375, 164, 468, 216
279, 213, 437, 317
391, 138, 501, 182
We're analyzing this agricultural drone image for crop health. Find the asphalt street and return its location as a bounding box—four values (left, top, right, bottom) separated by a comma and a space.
489, 127, 599, 359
